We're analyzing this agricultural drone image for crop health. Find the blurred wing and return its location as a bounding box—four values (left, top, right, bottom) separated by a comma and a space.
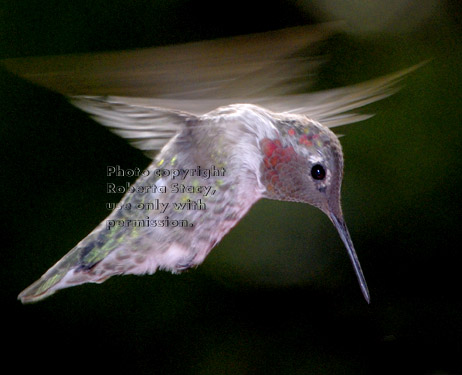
260, 62, 426, 127
70, 96, 196, 157
0, 24, 334, 98
2, 22, 425, 138
91, 63, 425, 133
70, 62, 424, 156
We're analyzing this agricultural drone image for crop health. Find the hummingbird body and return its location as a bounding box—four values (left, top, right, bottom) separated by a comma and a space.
19, 101, 368, 303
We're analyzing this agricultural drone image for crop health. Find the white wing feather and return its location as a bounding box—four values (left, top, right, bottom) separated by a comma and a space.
69, 62, 423, 154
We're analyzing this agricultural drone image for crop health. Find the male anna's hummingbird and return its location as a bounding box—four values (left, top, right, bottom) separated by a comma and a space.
12, 27, 420, 304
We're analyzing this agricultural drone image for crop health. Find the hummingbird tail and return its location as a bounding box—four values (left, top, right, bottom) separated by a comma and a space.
17, 238, 113, 303
18, 246, 83, 303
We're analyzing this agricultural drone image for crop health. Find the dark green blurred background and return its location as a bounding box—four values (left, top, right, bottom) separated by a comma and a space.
1, 1, 461, 374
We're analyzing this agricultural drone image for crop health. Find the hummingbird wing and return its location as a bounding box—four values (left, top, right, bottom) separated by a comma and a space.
69, 62, 422, 155
258, 62, 426, 127
2, 22, 423, 132
70, 96, 195, 157
0, 24, 332, 98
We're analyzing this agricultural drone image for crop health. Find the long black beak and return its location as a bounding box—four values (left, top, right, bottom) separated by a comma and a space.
330, 213, 370, 303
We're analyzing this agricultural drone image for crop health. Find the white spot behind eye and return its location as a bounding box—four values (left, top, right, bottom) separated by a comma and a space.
308, 155, 323, 164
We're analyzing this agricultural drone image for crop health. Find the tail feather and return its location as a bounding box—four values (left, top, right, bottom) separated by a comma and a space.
18, 246, 86, 303
18, 219, 136, 303
18, 236, 115, 303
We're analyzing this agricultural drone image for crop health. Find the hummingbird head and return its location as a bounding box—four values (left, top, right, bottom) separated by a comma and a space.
260, 117, 343, 210
260, 116, 370, 302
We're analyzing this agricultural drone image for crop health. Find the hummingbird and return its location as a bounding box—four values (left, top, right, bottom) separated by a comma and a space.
10, 26, 421, 304
19, 97, 370, 303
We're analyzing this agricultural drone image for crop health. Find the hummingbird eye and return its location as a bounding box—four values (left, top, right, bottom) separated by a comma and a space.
311, 164, 326, 180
